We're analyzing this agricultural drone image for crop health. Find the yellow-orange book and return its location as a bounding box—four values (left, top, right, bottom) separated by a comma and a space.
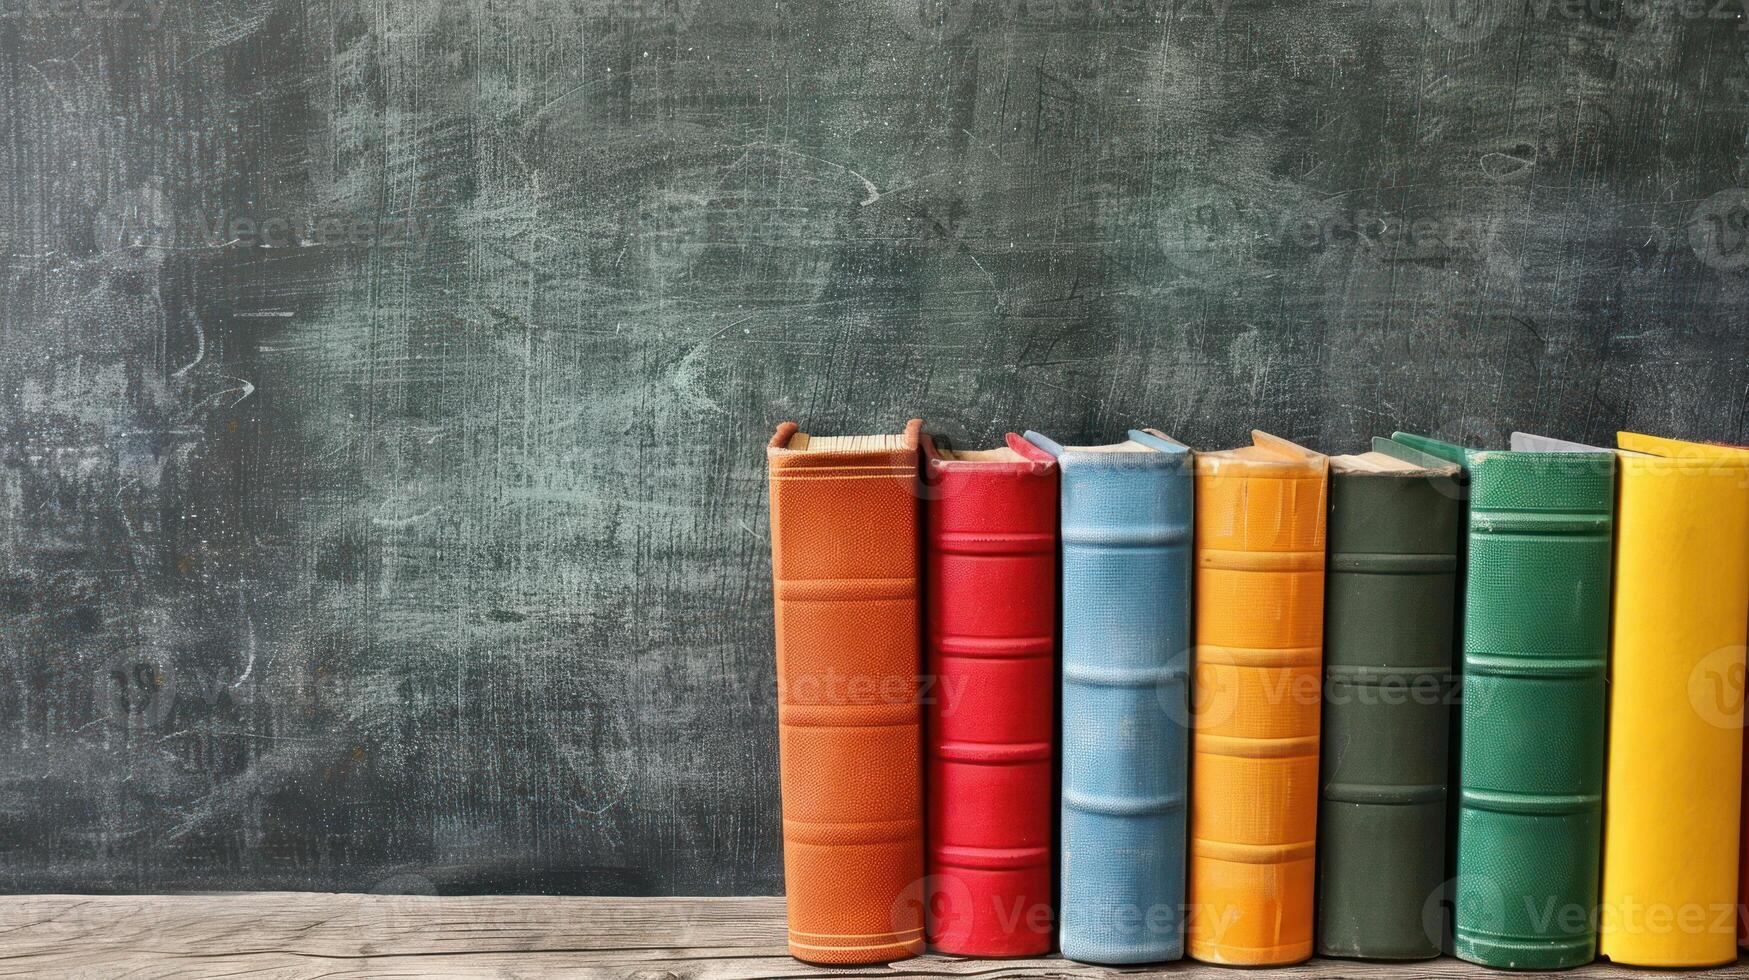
1598, 431, 1749, 967
1187, 431, 1327, 966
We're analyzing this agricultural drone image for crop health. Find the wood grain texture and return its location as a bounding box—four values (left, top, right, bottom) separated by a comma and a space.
0, 0, 1746, 895
0, 894, 1741, 979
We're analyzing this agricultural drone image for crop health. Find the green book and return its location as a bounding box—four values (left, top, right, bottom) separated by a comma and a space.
1316, 442, 1462, 960
1374, 436, 1470, 956
1387, 431, 1614, 971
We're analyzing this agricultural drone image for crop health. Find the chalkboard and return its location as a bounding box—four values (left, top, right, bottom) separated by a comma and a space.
0, 0, 1744, 896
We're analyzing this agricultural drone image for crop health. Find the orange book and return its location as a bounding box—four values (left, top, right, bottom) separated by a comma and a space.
1187, 431, 1328, 966
766, 420, 926, 965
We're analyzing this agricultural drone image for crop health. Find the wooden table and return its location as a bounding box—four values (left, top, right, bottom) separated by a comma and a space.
0, 894, 1743, 978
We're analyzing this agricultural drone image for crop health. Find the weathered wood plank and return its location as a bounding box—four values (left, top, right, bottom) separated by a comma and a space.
0, 895, 1741, 979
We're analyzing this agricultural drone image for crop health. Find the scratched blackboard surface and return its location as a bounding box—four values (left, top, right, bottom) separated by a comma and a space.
0, 0, 1744, 896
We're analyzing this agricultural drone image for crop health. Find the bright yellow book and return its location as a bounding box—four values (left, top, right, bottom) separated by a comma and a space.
1187, 431, 1327, 966
1599, 431, 1749, 967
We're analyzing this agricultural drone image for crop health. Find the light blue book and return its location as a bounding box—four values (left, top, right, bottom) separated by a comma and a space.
1024, 428, 1192, 965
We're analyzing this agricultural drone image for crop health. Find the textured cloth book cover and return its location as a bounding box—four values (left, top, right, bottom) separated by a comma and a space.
1187, 431, 1328, 966
1316, 445, 1461, 960
1374, 435, 1471, 957
766, 421, 926, 965
1025, 428, 1192, 964
921, 434, 1058, 956
1595, 432, 1749, 967
1393, 431, 1613, 971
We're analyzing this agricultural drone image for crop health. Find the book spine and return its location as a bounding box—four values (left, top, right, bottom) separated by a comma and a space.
1382, 432, 1471, 956
1188, 455, 1326, 966
1316, 471, 1459, 960
1454, 451, 1613, 970
1598, 455, 1749, 967
767, 428, 925, 966
924, 453, 1057, 956
1057, 452, 1191, 964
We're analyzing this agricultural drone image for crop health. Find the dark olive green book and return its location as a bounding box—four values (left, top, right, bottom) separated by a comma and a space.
1316, 441, 1462, 961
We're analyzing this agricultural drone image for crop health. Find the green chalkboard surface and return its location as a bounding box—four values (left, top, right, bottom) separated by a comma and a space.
0, 0, 1744, 895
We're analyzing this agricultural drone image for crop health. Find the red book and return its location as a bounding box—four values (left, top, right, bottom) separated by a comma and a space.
922, 433, 1058, 956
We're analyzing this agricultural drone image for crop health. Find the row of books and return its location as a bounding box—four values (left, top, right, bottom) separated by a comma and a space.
765, 419, 1749, 970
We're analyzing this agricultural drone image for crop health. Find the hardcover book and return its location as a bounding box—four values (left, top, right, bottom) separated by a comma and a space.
1390, 430, 1614, 971
766, 420, 926, 965
922, 433, 1058, 956
1590, 431, 1748, 967
1316, 443, 1461, 961
1187, 431, 1328, 967
1024, 428, 1192, 964
1373, 435, 1471, 956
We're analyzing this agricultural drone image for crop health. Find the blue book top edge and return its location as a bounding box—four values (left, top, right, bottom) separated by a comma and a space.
1024, 429, 1189, 468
